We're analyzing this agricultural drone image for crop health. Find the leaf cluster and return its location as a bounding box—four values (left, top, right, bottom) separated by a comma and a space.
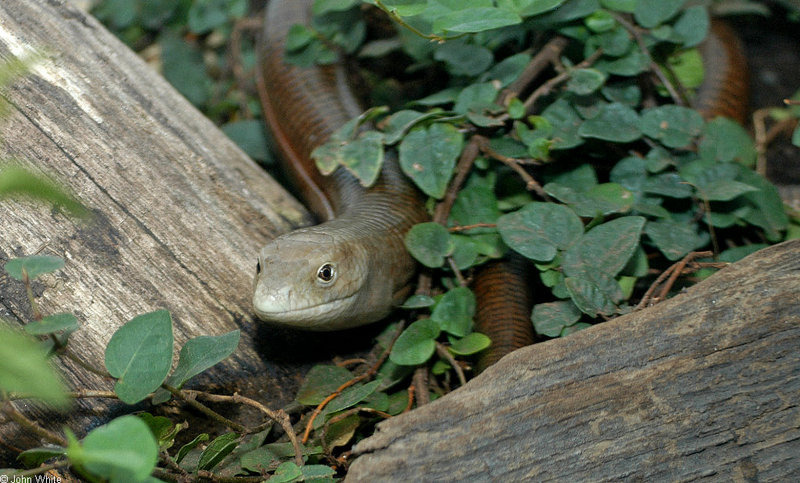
2, 256, 338, 482
91, 0, 273, 164
303, 0, 796, 344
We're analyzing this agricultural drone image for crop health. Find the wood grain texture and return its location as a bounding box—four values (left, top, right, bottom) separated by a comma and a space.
348, 239, 800, 482
0, 0, 313, 457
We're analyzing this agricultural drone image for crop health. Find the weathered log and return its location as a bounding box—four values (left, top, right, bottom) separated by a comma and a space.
347, 239, 800, 481
0, 0, 369, 459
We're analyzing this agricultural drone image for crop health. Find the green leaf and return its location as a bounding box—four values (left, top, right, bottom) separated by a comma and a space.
453, 82, 499, 115
545, 182, 634, 217
176, 433, 209, 464
272, 461, 304, 483
286, 24, 315, 51
340, 131, 386, 187
541, 98, 584, 149
0, 324, 68, 407
17, 446, 67, 468
198, 432, 239, 471
680, 160, 758, 201
159, 32, 212, 107
668, 47, 704, 92
552, 163, 597, 190
302, 464, 337, 481
599, 0, 635, 12
592, 25, 633, 57
602, 78, 641, 106
404, 222, 454, 268
718, 244, 769, 263
152, 330, 240, 404
399, 123, 463, 198
0, 164, 87, 216
296, 365, 353, 405
325, 380, 381, 413
69, 415, 159, 483
483, 53, 531, 87
578, 102, 642, 142
562, 322, 592, 336
698, 117, 756, 166
24, 312, 78, 335
450, 172, 501, 229
585, 9, 616, 32
431, 286, 476, 337
793, 124, 800, 147
448, 332, 491, 355
641, 105, 704, 148
432, 7, 522, 33
566, 68, 606, 95
643, 173, 694, 198
362, 390, 390, 412
645, 220, 709, 261
634, 0, 686, 28
314, 0, 361, 15
564, 274, 619, 316
188, 0, 247, 34
374, 0, 428, 16
390, 319, 441, 366
530, 0, 598, 24
736, 169, 789, 241
498, 202, 584, 262
105, 310, 174, 404
673, 5, 709, 47
497, 0, 567, 16
562, 216, 646, 278
385, 390, 411, 415
383, 109, 438, 144
221, 120, 272, 163
400, 294, 436, 309
595, 47, 651, 76
450, 235, 479, 269
531, 301, 582, 337
434, 42, 494, 76
4, 255, 64, 281
137, 413, 181, 451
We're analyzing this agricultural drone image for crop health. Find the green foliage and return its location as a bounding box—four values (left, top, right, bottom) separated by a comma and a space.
304, 0, 792, 346
76, 0, 800, 476
23, 313, 79, 336
0, 323, 69, 408
390, 318, 440, 365
3, 255, 65, 281
105, 310, 174, 404
67, 415, 159, 483
198, 432, 239, 471
2, 250, 267, 479
91, 0, 272, 163
0, 164, 88, 216
152, 329, 240, 403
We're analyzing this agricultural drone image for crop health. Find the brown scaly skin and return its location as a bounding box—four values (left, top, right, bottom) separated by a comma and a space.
253, 0, 427, 330
253, 1, 749, 365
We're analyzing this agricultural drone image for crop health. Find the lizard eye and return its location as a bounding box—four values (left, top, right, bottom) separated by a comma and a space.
316, 263, 335, 284
256, 259, 262, 275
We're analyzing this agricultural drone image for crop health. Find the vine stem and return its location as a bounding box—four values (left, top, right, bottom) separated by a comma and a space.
181, 390, 303, 468
610, 12, 686, 106
372, 0, 464, 42
435, 342, 466, 386
301, 322, 404, 444
1, 399, 67, 446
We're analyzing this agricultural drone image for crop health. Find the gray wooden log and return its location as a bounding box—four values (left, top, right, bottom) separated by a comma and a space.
0, 0, 328, 458
347, 239, 800, 482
